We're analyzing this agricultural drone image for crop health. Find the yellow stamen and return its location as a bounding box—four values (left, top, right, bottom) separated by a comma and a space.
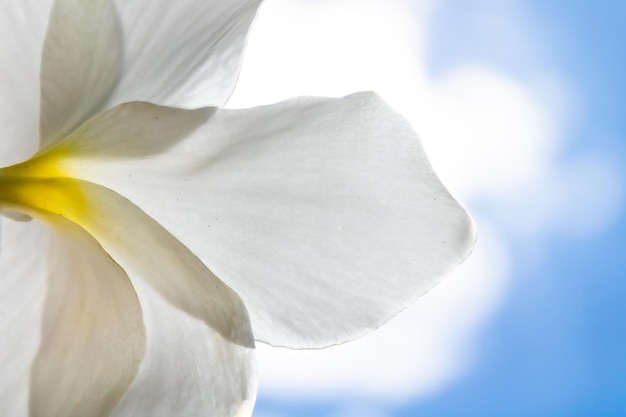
0, 152, 88, 223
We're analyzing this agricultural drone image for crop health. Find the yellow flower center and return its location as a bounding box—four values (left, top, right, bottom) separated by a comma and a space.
0, 150, 88, 223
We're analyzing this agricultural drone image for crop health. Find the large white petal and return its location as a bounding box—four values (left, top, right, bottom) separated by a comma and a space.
80, 182, 257, 417
30, 216, 145, 417
11, 178, 257, 416
55, 92, 477, 348
106, 0, 262, 109
0, 219, 47, 417
39, 0, 121, 145
113, 279, 257, 417
0, 0, 52, 165
38, 0, 261, 145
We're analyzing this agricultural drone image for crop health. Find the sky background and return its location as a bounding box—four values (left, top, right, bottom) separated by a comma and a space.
227, 0, 626, 416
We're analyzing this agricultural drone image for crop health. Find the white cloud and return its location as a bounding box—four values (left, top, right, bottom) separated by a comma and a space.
418, 66, 562, 198
494, 151, 624, 240
420, 66, 623, 241
229, 0, 431, 109
229, 0, 623, 407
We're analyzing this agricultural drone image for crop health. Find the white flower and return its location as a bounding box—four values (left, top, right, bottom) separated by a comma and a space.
0, 0, 476, 416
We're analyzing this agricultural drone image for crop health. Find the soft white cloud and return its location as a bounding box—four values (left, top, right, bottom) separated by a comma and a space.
418, 66, 562, 197
420, 66, 623, 241
229, 0, 431, 109
494, 151, 624, 240
229, 0, 623, 406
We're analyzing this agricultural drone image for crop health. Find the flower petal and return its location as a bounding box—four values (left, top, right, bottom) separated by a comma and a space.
112, 279, 257, 417
78, 182, 257, 417
0, 219, 47, 416
30, 216, 145, 417
107, 0, 262, 109
38, 0, 261, 146
9, 177, 257, 416
0, 0, 52, 165
39, 0, 122, 145
54, 92, 477, 349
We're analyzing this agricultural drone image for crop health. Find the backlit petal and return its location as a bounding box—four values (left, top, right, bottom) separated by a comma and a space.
78, 182, 257, 417
30, 216, 145, 417
7, 177, 257, 416
0, 219, 47, 416
37, 0, 261, 145
0, 0, 52, 165
107, 0, 262, 109
39, 0, 122, 145
54, 93, 476, 348
113, 279, 256, 417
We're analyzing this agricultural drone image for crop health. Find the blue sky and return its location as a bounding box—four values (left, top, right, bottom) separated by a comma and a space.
412, 2, 626, 415
228, 0, 626, 416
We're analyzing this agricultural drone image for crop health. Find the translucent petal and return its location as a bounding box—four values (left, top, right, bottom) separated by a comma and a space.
12, 178, 257, 416
107, 0, 262, 109
79, 182, 257, 417
0, 219, 47, 417
0, 0, 52, 166
55, 92, 476, 348
37, 0, 261, 146
112, 280, 256, 417
39, 0, 121, 145
30, 216, 145, 417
